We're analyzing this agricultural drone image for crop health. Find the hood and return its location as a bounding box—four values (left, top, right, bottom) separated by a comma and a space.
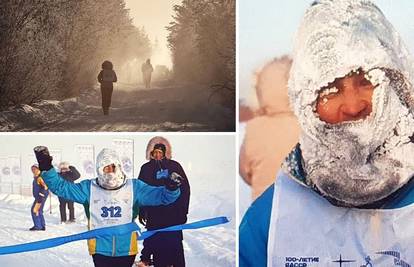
255, 56, 292, 115
145, 136, 172, 160
287, 0, 414, 207
96, 148, 126, 190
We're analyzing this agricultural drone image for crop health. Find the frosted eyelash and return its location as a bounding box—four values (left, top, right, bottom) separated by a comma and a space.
319, 86, 339, 97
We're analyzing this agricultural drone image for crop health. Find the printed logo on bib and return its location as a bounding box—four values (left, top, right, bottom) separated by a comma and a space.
374, 251, 410, 267
285, 257, 319, 267
156, 169, 169, 179
332, 254, 355, 266
330, 251, 410, 267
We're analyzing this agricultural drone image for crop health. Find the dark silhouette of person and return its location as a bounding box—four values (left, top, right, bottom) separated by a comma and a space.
141, 59, 154, 89
97, 60, 117, 115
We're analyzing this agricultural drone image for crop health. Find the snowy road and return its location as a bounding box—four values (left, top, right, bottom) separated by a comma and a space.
0, 193, 235, 267
0, 84, 234, 132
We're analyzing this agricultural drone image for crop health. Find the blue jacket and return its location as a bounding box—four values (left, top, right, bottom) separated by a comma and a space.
32, 175, 48, 203
239, 146, 414, 267
41, 168, 180, 257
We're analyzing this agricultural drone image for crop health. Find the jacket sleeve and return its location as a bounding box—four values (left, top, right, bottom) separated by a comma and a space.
113, 71, 117, 82
133, 179, 180, 207
175, 162, 190, 217
239, 185, 274, 267
41, 168, 90, 205
97, 71, 103, 83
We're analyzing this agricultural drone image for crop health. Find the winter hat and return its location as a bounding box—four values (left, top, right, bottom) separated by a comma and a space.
96, 148, 126, 190
102, 60, 113, 70
285, 0, 414, 207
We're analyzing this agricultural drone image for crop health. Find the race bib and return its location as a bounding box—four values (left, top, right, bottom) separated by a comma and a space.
268, 172, 414, 267
89, 179, 133, 229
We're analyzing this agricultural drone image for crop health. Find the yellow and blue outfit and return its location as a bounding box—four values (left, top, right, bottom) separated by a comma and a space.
31, 174, 49, 230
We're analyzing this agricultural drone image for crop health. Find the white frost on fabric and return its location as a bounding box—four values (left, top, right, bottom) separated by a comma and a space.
287, 0, 414, 206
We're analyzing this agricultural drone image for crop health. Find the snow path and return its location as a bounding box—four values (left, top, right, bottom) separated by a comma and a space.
0, 193, 235, 267
0, 85, 234, 132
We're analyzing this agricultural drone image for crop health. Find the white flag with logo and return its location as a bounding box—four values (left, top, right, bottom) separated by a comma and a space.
112, 139, 134, 178
75, 144, 95, 179
8, 156, 21, 182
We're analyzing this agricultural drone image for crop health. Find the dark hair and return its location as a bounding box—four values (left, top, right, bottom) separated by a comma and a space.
102, 60, 113, 70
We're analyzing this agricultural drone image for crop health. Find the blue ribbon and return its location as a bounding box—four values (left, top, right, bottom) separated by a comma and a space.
0, 216, 229, 255
138, 216, 229, 240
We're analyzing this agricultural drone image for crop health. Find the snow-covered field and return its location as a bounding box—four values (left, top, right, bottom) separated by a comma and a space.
0, 191, 234, 267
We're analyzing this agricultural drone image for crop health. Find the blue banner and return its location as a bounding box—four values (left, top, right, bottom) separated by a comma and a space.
0, 216, 229, 255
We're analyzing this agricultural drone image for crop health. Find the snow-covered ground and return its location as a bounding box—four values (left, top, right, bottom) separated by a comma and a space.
0, 192, 234, 267
0, 85, 235, 132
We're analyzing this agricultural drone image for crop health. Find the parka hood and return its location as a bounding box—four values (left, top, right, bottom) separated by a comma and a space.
145, 136, 172, 160
287, 0, 414, 207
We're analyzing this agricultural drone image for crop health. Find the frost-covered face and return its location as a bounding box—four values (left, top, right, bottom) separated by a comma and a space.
287, 0, 414, 207
96, 149, 126, 190
316, 70, 375, 124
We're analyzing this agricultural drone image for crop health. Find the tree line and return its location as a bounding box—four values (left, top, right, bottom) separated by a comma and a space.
167, 0, 235, 108
0, 0, 151, 110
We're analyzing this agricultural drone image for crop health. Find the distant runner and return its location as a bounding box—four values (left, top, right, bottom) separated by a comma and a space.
141, 59, 154, 89
97, 60, 117, 115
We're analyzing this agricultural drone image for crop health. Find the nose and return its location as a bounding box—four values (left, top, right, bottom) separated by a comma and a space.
340, 94, 371, 121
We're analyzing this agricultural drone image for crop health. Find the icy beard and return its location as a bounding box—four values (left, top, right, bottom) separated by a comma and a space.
98, 166, 125, 190
300, 70, 414, 207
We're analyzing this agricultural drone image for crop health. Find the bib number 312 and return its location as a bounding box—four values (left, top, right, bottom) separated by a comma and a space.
101, 206, 122, 218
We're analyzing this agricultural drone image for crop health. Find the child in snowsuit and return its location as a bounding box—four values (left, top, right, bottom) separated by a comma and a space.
34, 146, 182, 267
97, 60, 117, 115
30, 164, 49, 231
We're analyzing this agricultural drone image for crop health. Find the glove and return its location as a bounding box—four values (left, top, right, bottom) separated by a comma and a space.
138, 208, 147, 226
33, 202, 42, 216
34, 146, 53, 171
164, 172, 183, 191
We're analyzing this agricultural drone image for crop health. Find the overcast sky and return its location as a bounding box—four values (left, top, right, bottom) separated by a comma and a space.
239, 0, 414, 100
124, 0, 182, 68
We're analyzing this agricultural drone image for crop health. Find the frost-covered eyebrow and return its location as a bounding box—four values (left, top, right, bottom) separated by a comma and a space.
319, 86, 339, 97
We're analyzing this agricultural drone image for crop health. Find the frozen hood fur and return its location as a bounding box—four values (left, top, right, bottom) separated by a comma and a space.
96, 148, 126, 190
145, 136, 172, 160
287, 0, 414, 207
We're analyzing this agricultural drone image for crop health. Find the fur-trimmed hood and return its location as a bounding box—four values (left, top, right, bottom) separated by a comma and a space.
145, 136, 172, 160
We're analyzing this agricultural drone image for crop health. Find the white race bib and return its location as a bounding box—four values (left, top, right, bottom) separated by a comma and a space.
89, 179, 133, 230
268, 172, 414, 267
